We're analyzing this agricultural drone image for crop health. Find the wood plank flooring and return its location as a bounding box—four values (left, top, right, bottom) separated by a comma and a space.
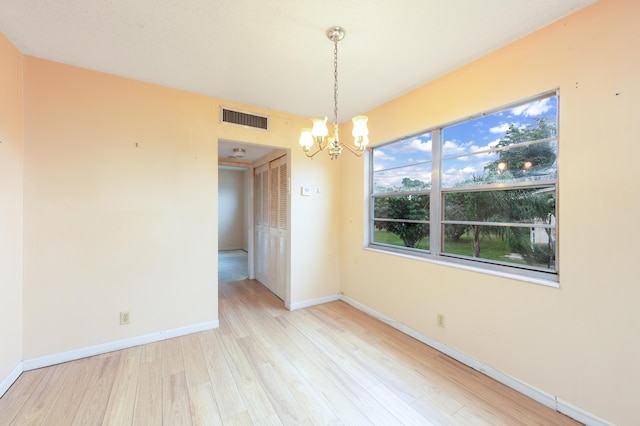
0, 279, 580, 425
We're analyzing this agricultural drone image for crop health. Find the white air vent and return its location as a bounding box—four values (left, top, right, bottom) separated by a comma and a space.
220, 107, 269, 131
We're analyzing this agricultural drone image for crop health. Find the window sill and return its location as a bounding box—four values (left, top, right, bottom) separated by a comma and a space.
364, 246, 560, 289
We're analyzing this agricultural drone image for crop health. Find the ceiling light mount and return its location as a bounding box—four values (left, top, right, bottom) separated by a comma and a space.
229, 147, 246, 159
326, 26, 345, 43
299, 26, 369, 160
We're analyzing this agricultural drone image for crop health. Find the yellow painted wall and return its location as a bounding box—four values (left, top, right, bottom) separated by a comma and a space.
0, 32, 23, 386
19, 54, 341, 360
22, 57, 220, 357
339, 0, 639, 424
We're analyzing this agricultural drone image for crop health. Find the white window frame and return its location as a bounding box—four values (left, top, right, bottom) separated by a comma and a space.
367, 91, 559, 286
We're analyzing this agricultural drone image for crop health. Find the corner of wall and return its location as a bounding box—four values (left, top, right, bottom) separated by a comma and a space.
0, 30, 25, 397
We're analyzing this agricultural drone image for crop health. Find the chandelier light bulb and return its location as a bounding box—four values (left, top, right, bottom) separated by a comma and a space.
311, 116, 329, 137
299, 129, 314, 149
352, 115, 369, 149
352, 116, 368, 136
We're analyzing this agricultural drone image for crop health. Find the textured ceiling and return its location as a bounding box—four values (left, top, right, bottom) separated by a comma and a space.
1, 0, 595, 121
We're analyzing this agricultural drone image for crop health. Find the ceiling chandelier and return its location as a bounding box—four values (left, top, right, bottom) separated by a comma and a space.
299, 26, 369, 160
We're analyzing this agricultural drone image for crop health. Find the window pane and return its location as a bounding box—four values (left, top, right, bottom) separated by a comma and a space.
443, 187, 556, 223
442, 139, 557, 188
373, 132, 432, 170
442, 224, 556, 271
441, 151, 501, 188
442, 95, 558, 159
373, 163, 431, 194
487, 140, 557, 181
374, 194, 430, 220
374, 220, 430, 250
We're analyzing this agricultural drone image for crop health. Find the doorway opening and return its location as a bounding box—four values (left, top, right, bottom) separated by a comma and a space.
218, 139, 290, 306
218, 164, 251, 281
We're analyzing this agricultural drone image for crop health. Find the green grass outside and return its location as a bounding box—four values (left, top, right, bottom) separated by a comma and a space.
374, 230, 431, 250
373, 230, 523, 264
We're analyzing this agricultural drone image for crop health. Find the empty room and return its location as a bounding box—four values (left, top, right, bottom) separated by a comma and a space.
1, 0, 638, 424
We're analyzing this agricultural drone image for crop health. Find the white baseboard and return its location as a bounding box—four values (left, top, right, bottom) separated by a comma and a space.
339, 295, 613, 426
557, 398, 616, 426
22, 320, 219, 371
289, 294, 340, 311
0, 363, 24, 398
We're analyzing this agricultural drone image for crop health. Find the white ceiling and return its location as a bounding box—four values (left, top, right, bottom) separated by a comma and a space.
0, 0, 595, 123
218, 139, 279, 163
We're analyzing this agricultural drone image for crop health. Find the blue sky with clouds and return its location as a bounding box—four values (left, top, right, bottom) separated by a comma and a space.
373, 95, 558, 192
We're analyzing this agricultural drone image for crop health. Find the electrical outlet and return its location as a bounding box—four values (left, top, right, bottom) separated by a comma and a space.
437, 313, 445, 328
120, 311, 130, 325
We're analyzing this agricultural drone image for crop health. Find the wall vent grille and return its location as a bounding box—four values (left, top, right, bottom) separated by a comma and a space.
220, 107, 269, 131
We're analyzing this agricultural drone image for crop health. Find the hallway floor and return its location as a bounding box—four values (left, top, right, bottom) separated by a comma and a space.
218, 250, 248, 282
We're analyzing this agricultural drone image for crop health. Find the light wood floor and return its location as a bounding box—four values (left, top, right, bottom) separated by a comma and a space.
0, 279, 579, 425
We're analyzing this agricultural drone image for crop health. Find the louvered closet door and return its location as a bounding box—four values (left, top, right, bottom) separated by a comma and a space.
254, 163, 269, 286
269, 157, 287, 300
253, 157, 288, 301
277, 160, 287, 299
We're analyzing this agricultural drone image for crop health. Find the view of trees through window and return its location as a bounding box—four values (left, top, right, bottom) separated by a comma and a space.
371, 92, 558, 278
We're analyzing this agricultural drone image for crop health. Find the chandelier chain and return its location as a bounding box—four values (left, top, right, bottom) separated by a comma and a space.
333, 40, 339, 128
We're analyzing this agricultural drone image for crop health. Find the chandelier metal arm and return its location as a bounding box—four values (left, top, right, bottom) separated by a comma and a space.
303, 148, 324, 158
339, 141, 365, 157
303, 144, 326, 158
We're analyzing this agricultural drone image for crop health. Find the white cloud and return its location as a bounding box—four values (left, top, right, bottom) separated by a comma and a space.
407, 138, 432, 152
442, 140, 466, 155
443, 165, 477, 176
442, 166, 476, 187
489, 123, 511, 134
511, 98, 552, 117
468, 138, 501, 154
382, 134, 431, 155
373, 164, 432, 189
444, 139, 499, 159
373, 150, 395, 161
487, 138, 500, 149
